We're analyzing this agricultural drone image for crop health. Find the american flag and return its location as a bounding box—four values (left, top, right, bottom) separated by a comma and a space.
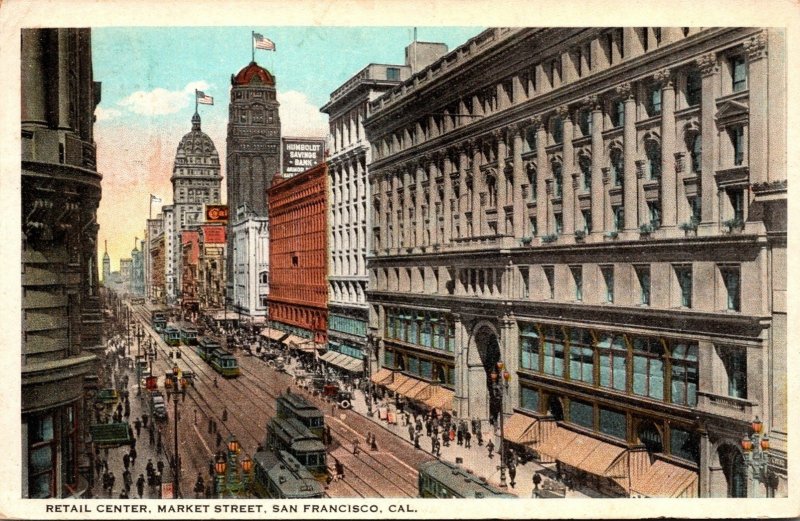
253, 33, 276, 51
196, 91, 214, 105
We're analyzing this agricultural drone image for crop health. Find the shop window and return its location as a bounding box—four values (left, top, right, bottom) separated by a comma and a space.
601, 265, 614, 303
520, 324, 540, 371
568, 328, 593, 383
568, 399, 594, 429
599, 407, 627, 440
420, 317, 432, 347
28, 414, 55, 498
670, 342, 698, 406
520, 386, 540, 413
542, 325, 565, 377
632, 336, 664, 400
731, 55, 747, 92
637, 421, 664, 454
720, 265, 741, 312
384, 349, 395, 368
420, 359, 432, 379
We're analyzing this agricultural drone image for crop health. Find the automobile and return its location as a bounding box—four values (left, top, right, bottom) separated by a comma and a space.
149, 391, 168, 421
321, 384, 353, 409
259, 351, 280, 363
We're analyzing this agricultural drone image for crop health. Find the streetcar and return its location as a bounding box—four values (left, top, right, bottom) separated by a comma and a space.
209, 348, 240, 378
195, 336, 221, 361
146, 303, 169, 332
178, 322, 199, 346
266, 417, 327, 478
161, 325, 181, 346
275, 391, 325, 438
417, 460, 516, 498
251, 450, 325, 499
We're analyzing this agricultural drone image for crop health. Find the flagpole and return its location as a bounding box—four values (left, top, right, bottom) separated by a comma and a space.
194, 89, 198, 114
251, 31, 255, 63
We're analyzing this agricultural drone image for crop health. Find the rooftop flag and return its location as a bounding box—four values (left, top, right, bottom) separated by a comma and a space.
253, 32, 275, 51
196, 90, 214, 105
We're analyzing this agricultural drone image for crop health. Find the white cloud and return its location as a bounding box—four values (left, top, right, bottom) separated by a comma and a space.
94, 106, 122, 121
277, 90, 328, 138
117, 81, 212, 116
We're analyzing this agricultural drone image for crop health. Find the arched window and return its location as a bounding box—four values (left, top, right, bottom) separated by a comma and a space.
718, 444, 748, 497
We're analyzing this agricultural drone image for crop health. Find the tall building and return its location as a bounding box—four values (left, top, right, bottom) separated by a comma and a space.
168, 113, 222, 304
198, 224, 227, 311
226, 61, 281, 304
130, 240, 144, 297
102, 240, 111, 283
231, 205, 270, 321
320, 61, 414, 376
21, 28, 103, 498
365, 28, 786, 498
119, 257, 132, 289
268, 165, 328, 347
144, 216, 163, 302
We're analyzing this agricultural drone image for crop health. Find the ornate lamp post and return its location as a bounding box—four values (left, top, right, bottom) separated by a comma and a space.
215, 435, 253, 497
741, 416, 774, 497
166, 365, 189, 499
490, 361, 511, 488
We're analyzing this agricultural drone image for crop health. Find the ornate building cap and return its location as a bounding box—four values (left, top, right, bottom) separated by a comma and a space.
232, 61, 276, 87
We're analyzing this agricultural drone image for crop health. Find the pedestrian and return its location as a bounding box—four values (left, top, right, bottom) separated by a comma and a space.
508, 462, 517, 488
102, 470, 110, 494
157, 437, 163, 455
194, 474, 205, 498
94, 457, 103, 478
430, 435, 437, 453
408, 423, 414, 441
457, 429, 463, 446
425, 420, 432, 437
465, 430, 472, 448
124, 401, 130, 419
108, 471, 116, 496
442, 430, 449, 447
471, 417, 479, 435
130, 446, 137, 466
119, 488, 128, 499
414, 432, 420, 449
214, 377, 218, 388
142, 413, 149, 428
433, 438, 441, 458
370, 435, 378, 451
134, 418, 142, 437
325, 425, 332, 445
335, 459, 345, 480
222, 408, 228, 422
154, 471, 162, 497
123, 452, 130, 470
449, 426, 456, 443
487, 439, 495, 459
477, 429, 484, 447
352, 438, 360, 455
533, 472, 542, 495
146, 459, 154, 478
123, 469, 132, 491
157, 459, 165, 475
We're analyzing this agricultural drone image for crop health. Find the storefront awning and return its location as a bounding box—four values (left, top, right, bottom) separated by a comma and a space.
558, 434, 627, 477
208, 310, 240, 321
320, 351, 364, 373
424, 386, 454, 411
628, 459, 699, 498
535, 425, 579, 462
90, 423, 132, 447
260, 328, 289, 342
503, 413, 539, 445
386, 373, 411, 392
370, 367, 394, 385
285, 335, 320, 352
395, 376, 432, 401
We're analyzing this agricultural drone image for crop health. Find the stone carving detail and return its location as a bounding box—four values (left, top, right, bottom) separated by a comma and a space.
653, 68, 674, 89
556, 104, 571, 120
615, 82, 633, 100
601, 166, 611, 184
696, 52, 719, 76
743, 32, 768, 61
530, 115, 543, 129
635, 159, 646, 178
674, 151, 686, 174
583, 94, 601, 110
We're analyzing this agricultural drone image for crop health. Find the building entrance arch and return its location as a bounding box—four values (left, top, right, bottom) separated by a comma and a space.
465, 322, 502, 424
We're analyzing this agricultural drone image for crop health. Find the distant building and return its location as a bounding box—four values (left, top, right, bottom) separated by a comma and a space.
119, 257, 132, 289
198, 224, 227, 312
268, 164, 328, 348
130, 239, 145, 297
320, 60, 414, 376
144, 216, 164, 302
102, 240, 111, 283
21, 28, 102, 498
181, 229, 201, 319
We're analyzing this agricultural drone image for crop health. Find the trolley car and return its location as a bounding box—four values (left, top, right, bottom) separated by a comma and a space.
276, 391, 325, 438
161, 325, 181, 346
209, 349, 240, 378
195, 337, 221, 361
178, 322, 199, 346
146, 304, 169, 332
251, 450, 325, 499
266, 417, 327, 478
418, 460, 516, 498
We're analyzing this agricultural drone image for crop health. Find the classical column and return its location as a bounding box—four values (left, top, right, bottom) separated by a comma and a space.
511, 122, 526, 239
602, 167, 614, 231
442, 151, 454, 244
589, 96, 605, 235
21, 29, 47, 126
57, 30, 72, 130
534, 116, 548, 237
744, 32, 769, 185
380, 175, 389, 252
495, 129, 508, 236
458, 145, 470, 239
697, 52, 720, 224
559, 105, 575, 235
402, 166, 413, 248
619, 82, 638, 232
415, 161, 425, 247
427, 154, 440, 245
470, 140, 482, 237
657, 68, 678, 228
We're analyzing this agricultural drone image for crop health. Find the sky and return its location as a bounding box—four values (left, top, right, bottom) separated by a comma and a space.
92, 26, 482, 270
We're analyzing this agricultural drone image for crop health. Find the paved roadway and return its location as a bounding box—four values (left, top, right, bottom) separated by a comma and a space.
131, 304, 434, 498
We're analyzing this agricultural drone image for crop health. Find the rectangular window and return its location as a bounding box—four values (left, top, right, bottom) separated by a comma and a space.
731, 126, 745, 166
570, 265, 583, 301
420, 318, 432, 347
728, 188, 745, 221
612, 99, 625, 127
670, 342, 698, 406
530, 216, 538, 237
553, 163, 563, 198
721, 265, 741, 311
552, 117, 564, 144
520, 324, 540, 371
635, 265, 651, 305
613, 207, 624, 232
670, 427, 700, 464
542, 325, 565, 377
520, 386, 540, 413
386, 67, 400, 81
420, 359, 433, 379
543, 266, 555, 299
731, 55, 747, 92
554, 213, 563, 235
569, 328, 594, 384
598, 333, 627, 392
724, 347, 748, 399
601, 265, 614, 303
568, 399, 594, 429
384, 349, 395, 368
408, 355, 419, 375
647, 86, 662, 116
632, 336, 665, 400
581, 209, 592, 233
686, 70, 702, 106
599, 407, 627, 440
675, 265, 692, 307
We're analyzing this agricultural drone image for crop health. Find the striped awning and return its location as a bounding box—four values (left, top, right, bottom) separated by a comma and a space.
502, 413, 539, 445
424, 386, 454, 411
370, 368, 395, 385
386, 373, 410, 392
557, 435, 627, 477
629, 460, 699, 498
319, 351, 364, 373
535, 425, 580, 462
260, 328, 288, 342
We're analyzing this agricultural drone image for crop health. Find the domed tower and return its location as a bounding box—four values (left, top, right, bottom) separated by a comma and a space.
169, 112, 221, 301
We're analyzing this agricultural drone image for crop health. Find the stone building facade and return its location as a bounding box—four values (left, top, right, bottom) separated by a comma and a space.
365, 28, 786, 498
320, 62, 413, 374
21, 28, 103, 498
268, 165, 328, 346
231, 205, 270, 320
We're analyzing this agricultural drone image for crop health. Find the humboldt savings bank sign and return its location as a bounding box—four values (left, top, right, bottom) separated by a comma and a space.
282, 137, 325, 176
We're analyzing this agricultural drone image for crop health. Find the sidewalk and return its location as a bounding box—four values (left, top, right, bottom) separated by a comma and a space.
283, 359, 590, 499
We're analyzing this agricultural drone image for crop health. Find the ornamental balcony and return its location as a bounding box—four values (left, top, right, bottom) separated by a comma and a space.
696, 390, 757, 423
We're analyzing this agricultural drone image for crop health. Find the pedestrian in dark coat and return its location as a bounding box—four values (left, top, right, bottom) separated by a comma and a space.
508, 462, 517, 488
425, 420, 432, 437
130, 446, 137, 466
145, 459, 154, 477
142, 413, 149, 428
194, 474, 205, 498
442, 430, 449, 447
487, 439, 495, 458
134, 418, 142, 437
157, 459, 165, 475
108, 472, 116, 495
414, 433, 420, 449
123, 453, 130, 470
119, 488, 129, 499
457, 430, 463, 446
465, 430, 472, 448
408, 423, 415, 440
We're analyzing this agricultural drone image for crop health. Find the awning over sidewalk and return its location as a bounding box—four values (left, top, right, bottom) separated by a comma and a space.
370, 368, 394, 385
285, 335, 320, 352
535, 425, 580, 462
424, 386, 454, 411
260, 328, 288, 342
385, 373, 410, 392
503, 413, 540, 445
90, 423, 131, 448
319, 351, 364, 373
208, 310, 240, 321
395, 376, 432, 401
558, 435, 627, 477
627, 459, 699, 498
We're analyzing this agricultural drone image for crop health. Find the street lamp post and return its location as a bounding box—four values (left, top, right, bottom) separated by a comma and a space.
214, 435, 253, 498
166, 365, 189, 499
364, 332, 375, 417
741, 416, 774, 497
490, 361, 511, 488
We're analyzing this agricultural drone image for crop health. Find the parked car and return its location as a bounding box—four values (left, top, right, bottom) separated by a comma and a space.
149, 390, 167, 421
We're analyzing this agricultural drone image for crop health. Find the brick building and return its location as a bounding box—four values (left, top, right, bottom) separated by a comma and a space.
267, 163, 328, 347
